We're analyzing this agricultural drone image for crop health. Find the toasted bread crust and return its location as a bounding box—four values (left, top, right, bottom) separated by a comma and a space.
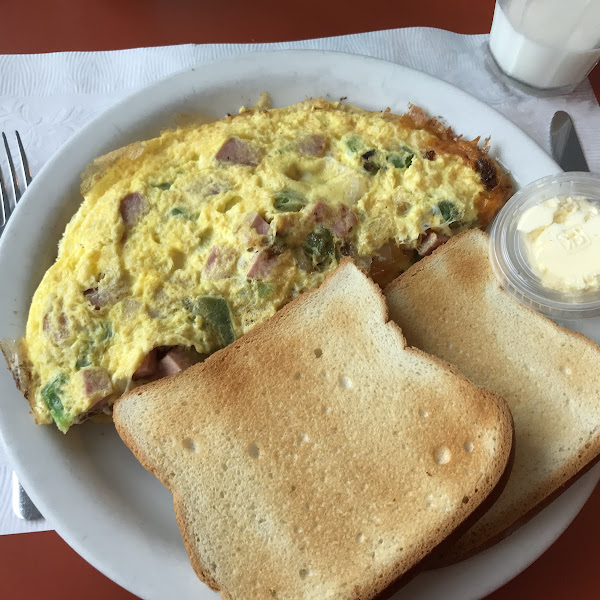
115, 260, 513, 599
371, 421, 516, 599
385, 229, 600, 563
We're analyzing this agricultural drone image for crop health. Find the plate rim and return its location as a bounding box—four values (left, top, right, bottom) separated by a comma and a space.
1, 48, 590, 600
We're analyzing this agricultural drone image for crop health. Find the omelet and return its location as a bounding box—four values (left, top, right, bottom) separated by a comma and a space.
3, 97, 511, 432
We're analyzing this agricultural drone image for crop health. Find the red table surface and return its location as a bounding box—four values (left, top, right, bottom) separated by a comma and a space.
1, 1, 599, 599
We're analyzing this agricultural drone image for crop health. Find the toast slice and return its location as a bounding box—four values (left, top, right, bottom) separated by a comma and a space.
385, 229, 600, 562
114, 260, 513, 599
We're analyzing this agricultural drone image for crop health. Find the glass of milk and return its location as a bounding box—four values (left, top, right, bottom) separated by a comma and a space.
489, 0, 600, 93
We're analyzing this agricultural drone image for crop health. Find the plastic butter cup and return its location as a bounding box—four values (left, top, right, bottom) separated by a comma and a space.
488, 172, 600, 320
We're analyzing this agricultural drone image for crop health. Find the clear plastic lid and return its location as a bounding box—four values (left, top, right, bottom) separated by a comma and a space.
488, 171, 600, 320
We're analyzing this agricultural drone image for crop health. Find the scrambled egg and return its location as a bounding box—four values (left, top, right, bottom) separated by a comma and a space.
16, 98, 511, 432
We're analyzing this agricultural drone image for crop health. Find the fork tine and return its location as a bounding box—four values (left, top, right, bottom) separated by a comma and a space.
0, 163, 8, 227
2, 132, 21, 203
15, 131, 32, 188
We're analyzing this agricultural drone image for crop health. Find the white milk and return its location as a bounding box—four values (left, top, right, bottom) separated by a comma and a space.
489, 0, 600, 91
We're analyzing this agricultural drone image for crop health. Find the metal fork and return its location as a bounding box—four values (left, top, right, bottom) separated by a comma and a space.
1, 131, 42, 521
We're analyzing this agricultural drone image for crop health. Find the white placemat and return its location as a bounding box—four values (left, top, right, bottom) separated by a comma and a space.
1, 27, 599, 535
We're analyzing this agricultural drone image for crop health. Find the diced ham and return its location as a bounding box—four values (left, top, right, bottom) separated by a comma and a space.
246, 212, 270, 235
119, 192, 148, 227
76, 394, 112, 424
330, 204, 358, 238
81, 368, 113, 400
417, 231, 450, 256
130, 346, 207, 383
89, 396, 110, 413
132, 349, 158, 380
297, 135, 326, 157
215, 137, 262, 167
310, 201, 332, 223
43, 312, 70, 345
247, 250, 278, 279
157, 347, 206, 377
83, 279, 127, 309
204, 247, 219, 271
203, 246, 238, 280
83, 287, 103, 309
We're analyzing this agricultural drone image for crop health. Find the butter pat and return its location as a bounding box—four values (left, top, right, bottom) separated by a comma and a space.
517, 196, 600, 293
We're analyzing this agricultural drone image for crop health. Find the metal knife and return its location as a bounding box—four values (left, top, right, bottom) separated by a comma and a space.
12, 471, 42, 520
550, 110, 590, 172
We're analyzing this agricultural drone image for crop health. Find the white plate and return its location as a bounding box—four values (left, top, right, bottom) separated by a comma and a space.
1, 50, 599, 600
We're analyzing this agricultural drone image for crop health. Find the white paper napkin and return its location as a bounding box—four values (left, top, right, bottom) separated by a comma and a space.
1, 27, 599, 535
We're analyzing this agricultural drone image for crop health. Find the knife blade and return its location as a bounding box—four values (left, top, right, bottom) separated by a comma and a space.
550, 110, 590, 172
